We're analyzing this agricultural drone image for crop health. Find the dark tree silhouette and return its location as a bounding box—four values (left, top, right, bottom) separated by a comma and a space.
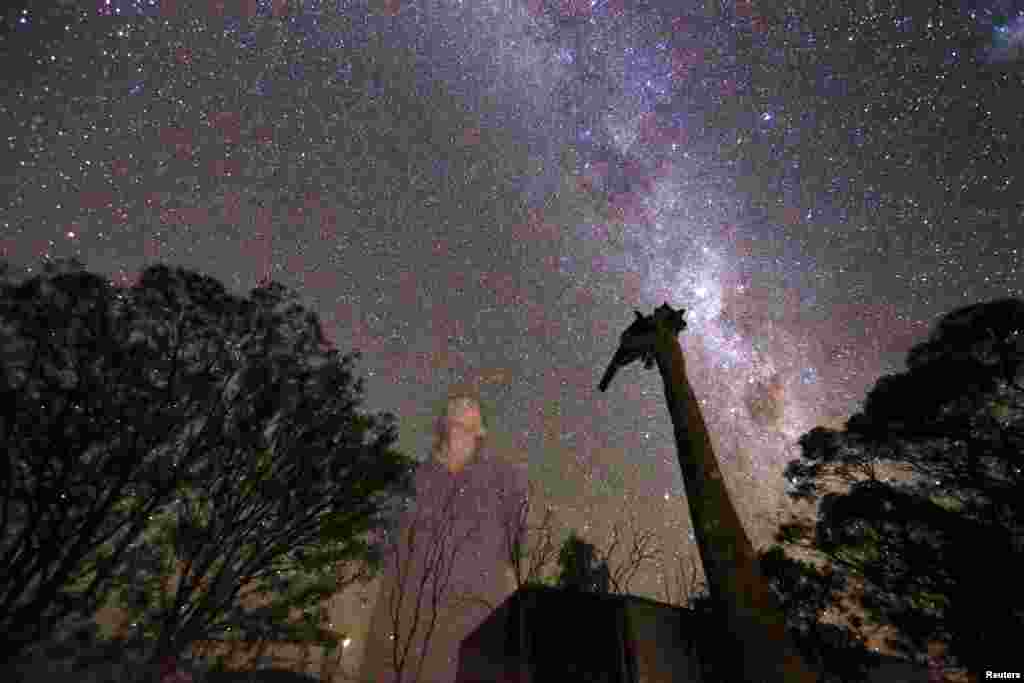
1, 257, 214, 664
556, 532, 611, 593
1, 259, 415, 682
781, 298, 1024, 680
758, 546, 881, 683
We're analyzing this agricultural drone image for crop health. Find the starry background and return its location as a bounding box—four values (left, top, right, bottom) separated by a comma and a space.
2, 0, 1023, 663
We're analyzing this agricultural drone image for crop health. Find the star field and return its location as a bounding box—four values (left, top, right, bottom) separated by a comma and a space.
2, 0, 1023, 673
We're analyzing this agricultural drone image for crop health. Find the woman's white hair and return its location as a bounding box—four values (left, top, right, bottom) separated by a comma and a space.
433, 395, 487, 466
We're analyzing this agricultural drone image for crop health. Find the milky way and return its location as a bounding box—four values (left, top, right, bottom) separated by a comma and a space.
2, 0, 1023, 670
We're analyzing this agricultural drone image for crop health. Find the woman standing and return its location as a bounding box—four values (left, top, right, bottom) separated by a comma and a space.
357, 395, 526, 683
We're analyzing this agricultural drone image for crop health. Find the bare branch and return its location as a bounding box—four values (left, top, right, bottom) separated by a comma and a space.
385, 478, 481, 683
500, 481, 560, 590
597, 516, 661, 596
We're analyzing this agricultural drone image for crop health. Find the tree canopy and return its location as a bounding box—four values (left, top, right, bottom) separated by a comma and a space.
779, 297, 1024, 679
556, 532, 611, 593
1, 258, 415, 680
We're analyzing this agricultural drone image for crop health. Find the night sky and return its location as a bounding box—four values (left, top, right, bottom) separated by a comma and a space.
2, 0, 1023, 658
